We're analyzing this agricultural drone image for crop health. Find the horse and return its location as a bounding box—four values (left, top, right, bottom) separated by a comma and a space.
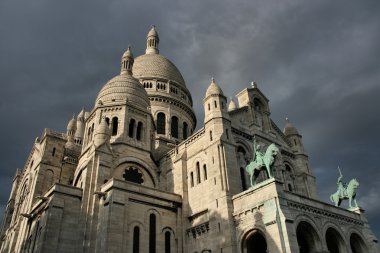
245, 143, 279, 187
330, 178, 360, 208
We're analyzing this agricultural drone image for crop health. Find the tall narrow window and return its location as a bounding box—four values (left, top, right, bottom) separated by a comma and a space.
226, 129, 229, 139
183, 122, 188, 139
52, 147, 56, 157
210, 131, 213, 141
190, 172, 194, 187
165, 231, 171, 253
208, 103, 210, 111
196, 162, 201, 184
240, 167, 247, 191
136, 122, 143, 141
133, 226, 140, 253
149, 214, 156, 253
214, 100, 217, 108
105, 117, 110, 126
129, 119, 135, 138
157, 113, 166, 134
171, 116, 178, 138
112, 117, 118, 136
203, 165, 207, 180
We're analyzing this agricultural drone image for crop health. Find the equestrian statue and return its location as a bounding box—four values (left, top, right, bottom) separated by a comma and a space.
330, 166, 360, 209
245, 137, 279, 187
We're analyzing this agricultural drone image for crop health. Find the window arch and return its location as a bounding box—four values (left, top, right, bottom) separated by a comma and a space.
112, 117, 118, 136
157, 113, 166, 134
133, 226, 140, 253
183, 122, 188, 139
149, 214, 156, 253
209, 131, 213, 141
129, 119, 135, 138
171, 116, 178, 138
203, 164, 207, 180
136, 122, 143, 141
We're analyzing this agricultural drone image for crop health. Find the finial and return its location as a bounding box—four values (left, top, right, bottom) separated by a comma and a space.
251, 81, 258, 88
285, 117, 289, 122
212, 77, 215, 83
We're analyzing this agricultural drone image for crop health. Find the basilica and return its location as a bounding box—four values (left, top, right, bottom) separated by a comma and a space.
0, 26, 378, 253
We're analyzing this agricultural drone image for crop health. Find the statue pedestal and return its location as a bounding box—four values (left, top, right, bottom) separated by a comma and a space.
348, 206, 365, 214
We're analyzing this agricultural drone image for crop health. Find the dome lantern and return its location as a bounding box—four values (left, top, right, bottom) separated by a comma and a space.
146, 25, 159, 54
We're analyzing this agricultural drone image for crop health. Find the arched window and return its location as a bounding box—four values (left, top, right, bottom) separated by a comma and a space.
105, 117, 110, 126
136, 122, 143, 141
129, 119, 135, 138
190, 172, 194, 187
214, 100, 217, 108
240, 167, 247, 191
203, 165, 207, 180
196, 162, 201, 184
183, 122, 188, 139
112, 117, 118, 136
157, 113, 166, 134
171, 116, 178, 138
133, 226, 140, 253
165, 231, 171, 253
149, 214, 156, 253
288, 184, 292, 192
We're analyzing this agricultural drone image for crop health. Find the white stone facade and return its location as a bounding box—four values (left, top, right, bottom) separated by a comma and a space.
0, 27, 378, 253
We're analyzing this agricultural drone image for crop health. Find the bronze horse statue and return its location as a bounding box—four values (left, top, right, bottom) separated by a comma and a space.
330, 178, 359, 209
245, 143, 279, 187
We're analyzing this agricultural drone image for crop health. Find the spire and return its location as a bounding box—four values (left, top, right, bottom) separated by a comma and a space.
283, 117, 299, 136
146, 25, 159, 54
121, 46, 134, 75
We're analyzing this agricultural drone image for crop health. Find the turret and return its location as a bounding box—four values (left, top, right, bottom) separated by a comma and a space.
283, 118, 305, 154
121, 46, 134, 75
203, 78, 229, 124
65, 116, 77, 149
74, 109, 85, 145
93, 118, 110, 147
146, 25, 159, 54
228, 97, 237, 111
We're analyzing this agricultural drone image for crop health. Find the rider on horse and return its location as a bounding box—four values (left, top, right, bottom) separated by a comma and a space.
253, 138, 264, 166
337, 175, 346, 197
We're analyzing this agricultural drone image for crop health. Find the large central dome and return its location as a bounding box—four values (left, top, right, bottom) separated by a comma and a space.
133, 54, 186, 88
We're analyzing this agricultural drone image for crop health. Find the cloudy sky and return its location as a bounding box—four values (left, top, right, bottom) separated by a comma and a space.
1, 0, 379, 238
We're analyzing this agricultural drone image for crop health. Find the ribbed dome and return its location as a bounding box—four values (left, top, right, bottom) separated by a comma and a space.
283, 118, 299, 136
205, 78, 224, 98
96, 74, 150, 109
133, 54, 186, 88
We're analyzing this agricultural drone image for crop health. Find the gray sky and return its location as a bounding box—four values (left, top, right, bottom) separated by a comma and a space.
1, 0, 380, 238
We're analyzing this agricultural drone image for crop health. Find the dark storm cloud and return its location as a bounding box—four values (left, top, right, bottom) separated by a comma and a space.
1, 0, 379, 238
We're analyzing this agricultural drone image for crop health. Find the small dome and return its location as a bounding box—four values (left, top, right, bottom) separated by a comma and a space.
228, 97, 237, 111
122, 46, 134, 59
147, 25, 158, 37
283, 118, 299, 136
205, 78, 224, 98
96, 74, 150, 109
133, 54, 186, 88
67, 116, 76, 130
